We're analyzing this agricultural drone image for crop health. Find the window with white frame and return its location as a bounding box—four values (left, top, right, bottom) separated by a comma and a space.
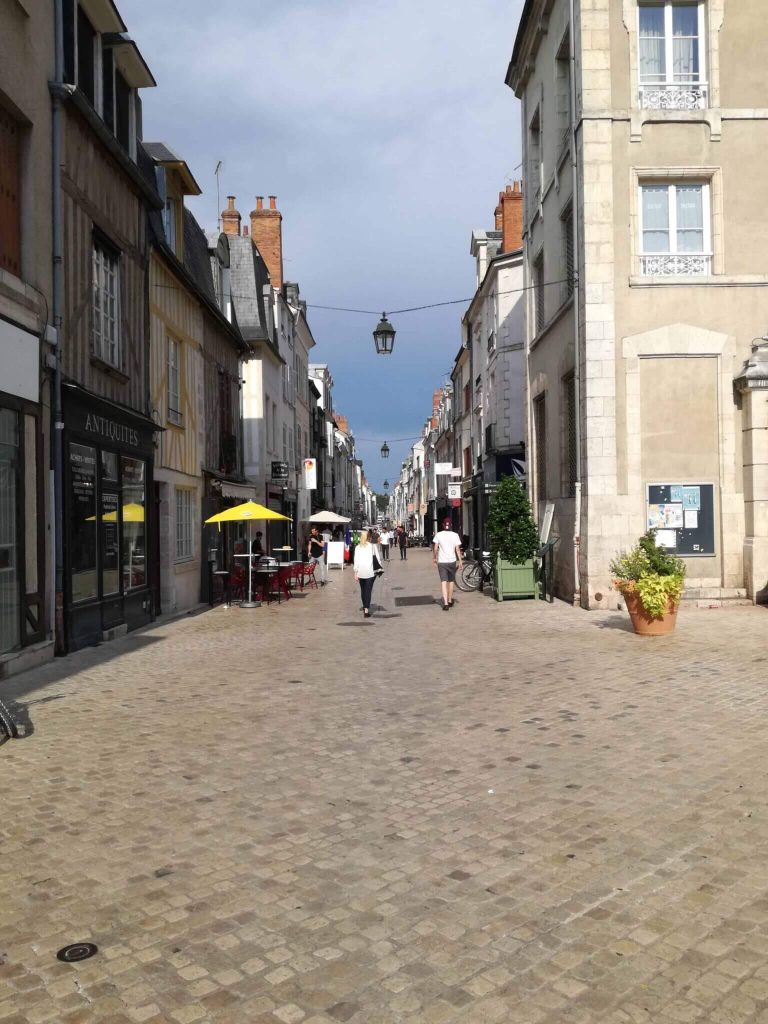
167, 336, 182, 423
175, 488, 194, 561
638, 1, 707, 109
163, 198, 178, 252
639, 181, 711, 275
92, 238, 120, 368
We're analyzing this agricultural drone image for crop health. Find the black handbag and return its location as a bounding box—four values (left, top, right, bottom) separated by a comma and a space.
373, 552, 384, 576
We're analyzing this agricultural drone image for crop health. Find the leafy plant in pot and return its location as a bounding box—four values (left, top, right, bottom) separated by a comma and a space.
487, 476, 539, 600
610, 530, 686, 635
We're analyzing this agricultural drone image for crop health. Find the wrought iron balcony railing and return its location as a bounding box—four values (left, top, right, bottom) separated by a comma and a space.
639, 82, 708, 111
640, 253, 712, 277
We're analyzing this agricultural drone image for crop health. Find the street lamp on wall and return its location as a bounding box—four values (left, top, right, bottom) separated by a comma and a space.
373, 314, 396, 355
380, 442, 390, 458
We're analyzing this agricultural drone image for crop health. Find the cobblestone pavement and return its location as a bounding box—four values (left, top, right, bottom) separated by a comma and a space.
2, 551, 768, 1023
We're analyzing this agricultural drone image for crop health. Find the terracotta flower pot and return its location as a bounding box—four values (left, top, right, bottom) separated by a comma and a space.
623, 590, 679, 636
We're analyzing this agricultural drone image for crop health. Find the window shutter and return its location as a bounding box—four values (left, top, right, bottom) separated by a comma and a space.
0, 109, 20, 276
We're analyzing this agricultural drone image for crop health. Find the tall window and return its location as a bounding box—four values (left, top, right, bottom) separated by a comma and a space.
534, 395, 547, 500
638, 2, 706, 108
175, 488, 194, 561
92, 239, 120, 368
163, 198, 178, 252
528, 106, 543, 212
562, 204, 574, 299
77, 5, 96, 106
640, 181, 710, 275
564, 375, 577, 497
167, 337, 181, 424
556, 33, 572, 145
0, 108, 21, 277
534, 252, 545, 333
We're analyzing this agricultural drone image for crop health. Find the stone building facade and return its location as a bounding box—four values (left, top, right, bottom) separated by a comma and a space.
508, 0, 768, 606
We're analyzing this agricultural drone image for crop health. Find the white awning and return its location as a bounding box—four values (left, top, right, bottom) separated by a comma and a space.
220, 481, 257, 500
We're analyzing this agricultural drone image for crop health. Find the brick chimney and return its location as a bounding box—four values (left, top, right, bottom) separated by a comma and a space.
494, 198, 503, 231
221, 196, 241, 236
250, 194, 283, 290
334, 413, 349, 434
499, 181, 523, 253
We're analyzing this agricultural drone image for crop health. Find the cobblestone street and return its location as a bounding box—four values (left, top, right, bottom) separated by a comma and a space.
2, 550, 768, 1023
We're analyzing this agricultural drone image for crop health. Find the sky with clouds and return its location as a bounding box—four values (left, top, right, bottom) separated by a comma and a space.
120, 0, 525, 489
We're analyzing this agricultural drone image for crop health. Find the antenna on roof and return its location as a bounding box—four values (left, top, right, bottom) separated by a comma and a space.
215, 160, 223, 232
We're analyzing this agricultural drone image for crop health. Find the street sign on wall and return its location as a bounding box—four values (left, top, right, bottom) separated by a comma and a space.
271, 461, 289, 481
435, 462, 453, 475
447, 484, 462, 500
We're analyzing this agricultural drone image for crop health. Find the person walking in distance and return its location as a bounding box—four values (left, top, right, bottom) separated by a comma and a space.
353, 529, 380, 618
379, 527, 390, 561
307, 526, 327, 586
432, 518, 464, 610
398, 525, 408, 560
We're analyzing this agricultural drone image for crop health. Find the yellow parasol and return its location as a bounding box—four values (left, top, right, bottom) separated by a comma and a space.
86, 502, 145, 523
204, 501, 292, 607
205, 500, 290, 525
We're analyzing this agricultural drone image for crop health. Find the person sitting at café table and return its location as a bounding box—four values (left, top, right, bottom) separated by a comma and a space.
251, 531, 264, 557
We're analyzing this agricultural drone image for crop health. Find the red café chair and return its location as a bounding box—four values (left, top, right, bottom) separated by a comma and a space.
277, 565, 293, 601
289, 562, 304, 590
229, 567, 245, 602
302, 561, 318, 590
263, 566, 291, 605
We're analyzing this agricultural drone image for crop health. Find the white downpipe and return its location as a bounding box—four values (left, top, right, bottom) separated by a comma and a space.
569, 0, 583, 607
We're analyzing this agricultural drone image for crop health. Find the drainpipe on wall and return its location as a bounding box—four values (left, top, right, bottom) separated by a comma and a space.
569, 0, 583, 607
51, 0, 65, 653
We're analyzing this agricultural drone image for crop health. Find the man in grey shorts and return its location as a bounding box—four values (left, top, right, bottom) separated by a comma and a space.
432, 518, 464, 611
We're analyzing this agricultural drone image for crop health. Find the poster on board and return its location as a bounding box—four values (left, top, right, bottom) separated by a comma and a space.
646, 484, 715, 555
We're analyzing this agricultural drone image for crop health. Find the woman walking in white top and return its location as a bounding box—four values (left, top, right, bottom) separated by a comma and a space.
353, 530, 379, 618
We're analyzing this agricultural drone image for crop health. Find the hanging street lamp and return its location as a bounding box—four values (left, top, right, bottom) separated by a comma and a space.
381, 442, 390, 458
373, 313, 396, 355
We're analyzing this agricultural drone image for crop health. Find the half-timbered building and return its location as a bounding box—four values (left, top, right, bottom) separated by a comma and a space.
55, 0, 160, 651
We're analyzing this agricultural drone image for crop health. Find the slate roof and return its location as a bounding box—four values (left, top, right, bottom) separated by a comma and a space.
143, 141, 184, 164
183, 208, 217, 305
228, 233, 275, 349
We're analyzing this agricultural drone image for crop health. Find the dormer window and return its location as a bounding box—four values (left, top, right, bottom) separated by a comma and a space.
62, 1, 155, 160
638, 1, 707, 109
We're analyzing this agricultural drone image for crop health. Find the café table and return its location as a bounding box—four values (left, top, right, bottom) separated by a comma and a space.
271, 546, 293, 563
253, 566, 286, 604
212, 569, 231, 607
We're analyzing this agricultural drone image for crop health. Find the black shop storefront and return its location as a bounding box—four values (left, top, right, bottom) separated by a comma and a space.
63, 385, 156, 651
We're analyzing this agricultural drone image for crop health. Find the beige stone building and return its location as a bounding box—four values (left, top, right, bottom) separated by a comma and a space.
507, 0, 768, 606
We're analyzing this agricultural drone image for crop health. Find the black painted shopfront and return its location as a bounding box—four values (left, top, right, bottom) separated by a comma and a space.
63, 385, 156, 651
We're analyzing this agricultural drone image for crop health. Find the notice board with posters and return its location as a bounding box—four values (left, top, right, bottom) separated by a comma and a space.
646, 483, 715, 556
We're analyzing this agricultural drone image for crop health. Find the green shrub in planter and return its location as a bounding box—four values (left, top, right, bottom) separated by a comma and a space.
487, 476, 539, 600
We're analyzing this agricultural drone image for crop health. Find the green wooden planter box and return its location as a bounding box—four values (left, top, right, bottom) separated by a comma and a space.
493, 555, 538, 601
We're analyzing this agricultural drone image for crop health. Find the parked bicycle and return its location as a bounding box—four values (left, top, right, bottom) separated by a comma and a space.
455, 549, 494, 592
0, 697, 18, 740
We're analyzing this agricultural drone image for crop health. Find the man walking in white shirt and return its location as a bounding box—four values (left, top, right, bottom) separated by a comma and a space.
432, 518, 464, 611
380, 528, 391, 560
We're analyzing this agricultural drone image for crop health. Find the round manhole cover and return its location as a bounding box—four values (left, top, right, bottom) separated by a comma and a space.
56, 942, 98, 963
